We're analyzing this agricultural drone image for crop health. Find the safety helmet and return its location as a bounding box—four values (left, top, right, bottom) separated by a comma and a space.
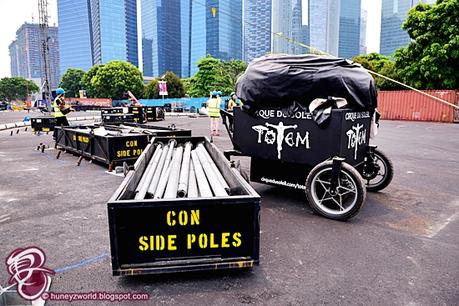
230, 92, 235, 97
217, 91, 222, 96
211, 90, 218, 96
56, 88, 65, 95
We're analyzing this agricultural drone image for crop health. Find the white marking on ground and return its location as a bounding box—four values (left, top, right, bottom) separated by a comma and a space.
426, 211, 459, 238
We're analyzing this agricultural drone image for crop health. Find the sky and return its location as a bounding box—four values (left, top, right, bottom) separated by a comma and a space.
0, 0, 381, 78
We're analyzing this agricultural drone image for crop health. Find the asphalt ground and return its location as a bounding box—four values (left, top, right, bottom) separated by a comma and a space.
0, 111, 458, 306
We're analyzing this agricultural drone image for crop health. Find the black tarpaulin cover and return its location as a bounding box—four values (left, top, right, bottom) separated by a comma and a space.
235, 54, 377, 112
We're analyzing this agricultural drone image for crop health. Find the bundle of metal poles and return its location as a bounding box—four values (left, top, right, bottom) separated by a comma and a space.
134, 140, 230, 200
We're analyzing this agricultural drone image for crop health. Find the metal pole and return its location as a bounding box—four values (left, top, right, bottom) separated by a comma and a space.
195, 147, 227, 197
187, 161, 198, 198
177, 142, 192, 198
147, 142, 171, 196
164, 145, 184, 199
191, 151, 213, 197
153, 163, 172, 199
134, 144, 163, 199
196, 143, 230, 192
148, 139, 176, 196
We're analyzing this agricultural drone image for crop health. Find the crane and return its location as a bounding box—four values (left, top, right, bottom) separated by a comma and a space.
38, 0, 52, 110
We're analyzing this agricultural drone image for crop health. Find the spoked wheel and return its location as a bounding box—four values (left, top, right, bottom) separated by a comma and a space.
361, 148, 394, 192
306, 160, 366, 221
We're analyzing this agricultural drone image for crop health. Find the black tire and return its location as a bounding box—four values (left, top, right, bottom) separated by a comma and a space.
306, 160, 366, 221
362, 148, 394, 192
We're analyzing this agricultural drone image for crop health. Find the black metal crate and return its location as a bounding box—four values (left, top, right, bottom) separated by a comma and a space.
102, 113, 135, 125
31, 116, 56, 132
54, 125, 192, 168
233, 108, 371, 167
144, 106, 165, 122
108, 136, 261, 276
101, 107, 124, 115
128, 106, 146, 123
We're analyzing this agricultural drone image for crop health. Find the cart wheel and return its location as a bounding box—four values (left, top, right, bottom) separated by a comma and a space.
361, 148, 394, 192
306, 161, 366, 221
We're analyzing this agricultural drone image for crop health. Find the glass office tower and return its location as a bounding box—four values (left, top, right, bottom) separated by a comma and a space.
338, 0, 361, 59
57, 0, 93, 76
242, 0, 272, 63
380, 0, 435, 56
90, 0, 138, 66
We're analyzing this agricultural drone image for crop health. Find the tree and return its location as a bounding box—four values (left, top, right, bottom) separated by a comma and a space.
218, 60, 247, 95
0, 77, 39, 101
187, 55, 248, 97
352, 53, 403, 90
162, 71, 185, 98
187, 55, 222, 97
59, 68, 85, 98
81, 64, 104, 98
89, 61, 144, 99
144, 79, 159, 99
394, 0, 459, 89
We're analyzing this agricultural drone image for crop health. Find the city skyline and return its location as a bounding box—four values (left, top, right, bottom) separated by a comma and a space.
9, 23, 60, 89
0, 0, 383, 78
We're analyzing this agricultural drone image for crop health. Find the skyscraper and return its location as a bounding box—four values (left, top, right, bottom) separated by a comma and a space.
57, 0, 93, 76
380, 0, 435, 56
90, 0, 138, 66
9, 23, 60, 89
141, 0, 182, 77
271, 0, 349, 57
338, 0, 361, 59
188, 0, 242, 76
360, 8, 367, 54
242, 0, 272, 63
141, 0, 243, 78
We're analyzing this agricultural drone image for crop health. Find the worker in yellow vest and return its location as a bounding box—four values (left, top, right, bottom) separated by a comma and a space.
53, 88, 72, 126
207, 90, 221, 136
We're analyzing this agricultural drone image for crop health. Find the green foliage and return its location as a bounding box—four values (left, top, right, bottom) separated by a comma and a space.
394, 0, 459, 89
219, 59, 247, 95
0, 77, 39, 101
162, 71, 185, 98
59, 68, 85, 98
143, 71, 185, 99
352, 53, 403, 90
144, 79, 159, 99
81, 64, 104, 98
187, 55, 247, 97
87, 61, 144, 99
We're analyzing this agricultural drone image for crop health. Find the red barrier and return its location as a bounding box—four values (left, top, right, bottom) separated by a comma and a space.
378, 90, 459, 123
66, 98, 112, 108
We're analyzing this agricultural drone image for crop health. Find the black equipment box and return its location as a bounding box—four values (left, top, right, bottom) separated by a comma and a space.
102, 113, 135, 125
31, 116, 56, 132
108, 136, 260, 275
128, 106, 146, 123
144, 106, 165, 121
101, 107, 124, 115
54, 125, 191, 168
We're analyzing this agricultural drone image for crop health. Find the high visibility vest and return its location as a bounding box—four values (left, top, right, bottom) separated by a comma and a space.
208, 98, 221, 117
227, 99, 236, 111
53, 97, 65, 118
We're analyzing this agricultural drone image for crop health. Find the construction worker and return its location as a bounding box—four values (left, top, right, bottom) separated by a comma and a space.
225, 92, 238, 132
53, 88, 71, 126
207, 90, 221, 136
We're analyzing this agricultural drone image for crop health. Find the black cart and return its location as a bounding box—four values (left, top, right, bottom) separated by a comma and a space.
222, 107, 393, 220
